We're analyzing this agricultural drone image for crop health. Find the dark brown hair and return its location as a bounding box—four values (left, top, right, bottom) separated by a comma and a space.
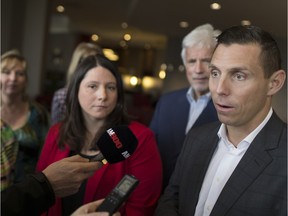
216, 25, 283, 78
58, 54, 131, 152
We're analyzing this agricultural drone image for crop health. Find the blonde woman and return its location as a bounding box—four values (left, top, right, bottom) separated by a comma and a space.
0, 50, 50, 189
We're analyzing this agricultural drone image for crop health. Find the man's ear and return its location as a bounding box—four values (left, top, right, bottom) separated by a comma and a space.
267, 69, 286, 96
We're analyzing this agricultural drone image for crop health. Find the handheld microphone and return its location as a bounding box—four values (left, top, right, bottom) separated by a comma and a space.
80, 125, 138, 164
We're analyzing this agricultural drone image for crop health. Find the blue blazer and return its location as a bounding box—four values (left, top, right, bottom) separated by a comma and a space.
155, 112, 287, 216
150, 88, 218, 189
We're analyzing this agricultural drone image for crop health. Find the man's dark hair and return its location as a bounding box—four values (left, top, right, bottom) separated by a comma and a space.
216, 25, 282, 78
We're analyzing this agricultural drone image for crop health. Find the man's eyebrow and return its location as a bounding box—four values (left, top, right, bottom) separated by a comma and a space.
227, 67, 251, 75
187, 58, 196, 62
202, 58, 211, 61
208, 63, 217, 69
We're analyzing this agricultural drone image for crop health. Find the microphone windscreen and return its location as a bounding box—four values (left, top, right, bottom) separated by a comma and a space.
97, 125, 138, 164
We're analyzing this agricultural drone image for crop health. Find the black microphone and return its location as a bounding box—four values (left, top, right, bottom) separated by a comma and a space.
80, 125, 138, 164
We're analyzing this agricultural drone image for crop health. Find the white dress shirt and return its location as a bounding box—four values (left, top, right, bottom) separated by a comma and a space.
194, 108, 273, 216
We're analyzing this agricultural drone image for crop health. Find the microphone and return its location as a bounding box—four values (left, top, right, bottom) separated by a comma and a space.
80, 125, 138, 164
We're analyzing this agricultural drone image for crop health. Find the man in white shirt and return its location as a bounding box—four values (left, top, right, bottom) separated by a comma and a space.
155, 25, 287, 216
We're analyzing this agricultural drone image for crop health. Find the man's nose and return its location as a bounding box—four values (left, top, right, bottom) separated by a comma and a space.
215, 77, 230, 95
195, 61, 205, 73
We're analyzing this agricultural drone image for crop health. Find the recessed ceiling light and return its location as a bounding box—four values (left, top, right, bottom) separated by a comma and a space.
179, 21, 189, 28
103, 48, 119, 61
123, 34, 131, 41
91, 34, 99, 41
121, 22, 128, 29
178, 65, 185, 72
158, 70, 166, 79
56, 5, 65, 13
120, 40, 127, 48
210, 3, 221, 10
160, 64, 167, 70
241, 20, 251, 26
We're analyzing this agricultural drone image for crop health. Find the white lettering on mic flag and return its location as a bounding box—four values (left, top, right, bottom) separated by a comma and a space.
122, 151, 130, 158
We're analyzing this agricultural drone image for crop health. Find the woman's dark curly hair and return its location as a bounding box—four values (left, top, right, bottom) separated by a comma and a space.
57, 54, 131, 152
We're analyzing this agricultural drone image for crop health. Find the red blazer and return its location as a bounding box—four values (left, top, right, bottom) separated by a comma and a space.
36, 121, 163, 216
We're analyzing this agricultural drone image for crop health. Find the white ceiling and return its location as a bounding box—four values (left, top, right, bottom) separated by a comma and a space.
49, 0, 287, 50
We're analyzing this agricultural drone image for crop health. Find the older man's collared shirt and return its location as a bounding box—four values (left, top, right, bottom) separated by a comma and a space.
185, 88, 211, 134
194, 108, 273, 216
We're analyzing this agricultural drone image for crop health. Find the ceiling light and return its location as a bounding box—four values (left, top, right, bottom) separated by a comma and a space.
123, 34, 131, 41
158, 70, 166, 79
178, 65, 185, 72
210, 3, 221, 10
121, 22, 128, 29
179, 21, 189, 28
91, 34, 99, 41
160, 63, 167, 70
142, 76, 163, 91
119, 40, 127, 48
241, 20, 251, 26
56, 5, 65, 13
130, 76, 139, 86
103, 48, 119, 61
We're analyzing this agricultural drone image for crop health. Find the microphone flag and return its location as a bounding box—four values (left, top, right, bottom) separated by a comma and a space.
97, 125, 138, 164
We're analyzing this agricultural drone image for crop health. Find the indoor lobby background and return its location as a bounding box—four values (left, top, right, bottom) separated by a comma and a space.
1, 0, 287, 124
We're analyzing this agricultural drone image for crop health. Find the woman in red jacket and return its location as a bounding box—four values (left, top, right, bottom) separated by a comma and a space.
36, 54, 163, 216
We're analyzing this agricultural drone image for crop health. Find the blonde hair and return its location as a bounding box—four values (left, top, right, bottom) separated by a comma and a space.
66, 42, 103, 85
1, 49, 27, 75
1, 49, 28, 100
